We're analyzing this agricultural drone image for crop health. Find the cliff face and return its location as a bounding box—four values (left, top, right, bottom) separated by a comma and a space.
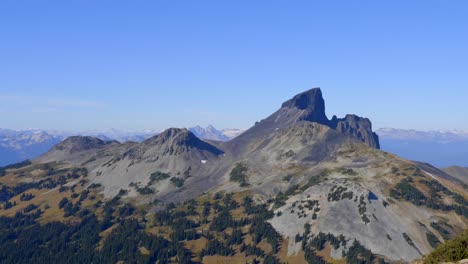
247, 87, 380, 149
331, 114, 380, 149
281, 88, 380, 148
280, 88, 330, 125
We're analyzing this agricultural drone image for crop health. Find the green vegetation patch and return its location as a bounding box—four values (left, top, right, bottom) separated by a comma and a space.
273, 185, 298, 209
129, 182, 155, 195
152, 193, 279, 262
169, 177, 185, 188
390, 178, 426, 206
1, 167, 88, 205
337, 167, 357, 176
327, 185, 353, 202
358, 195, 370, 224
430, 222, 452, 241
0, 160, 32, 177
391, 166, 401, 176
424, 229, 468, 264
300, 170, 329, 191
282, 175, 293, 182
419, 179, 468, 217
426, 231, 441, 248
297, 230, 383, 264
403, 233, 416, 247
346, 239, 376, 264
229, 163, 249, 187
391, 177, 468, 217
148, 171, 170, 185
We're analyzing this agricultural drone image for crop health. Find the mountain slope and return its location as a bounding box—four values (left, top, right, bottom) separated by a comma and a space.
225, 88, 379, 157
2, 88, 466, 263
443, 166, 468, 185
189, 125, 230, 141
0, 126, 244, 167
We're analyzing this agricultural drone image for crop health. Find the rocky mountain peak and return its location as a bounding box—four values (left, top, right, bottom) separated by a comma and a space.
234, 88, 380, 149
280, 87, 329, 125
52, 136, 116, 153
142, 128, 224, 156
281, 88, 379, 148
281, 88, 324, 110
155, 128, 189, 140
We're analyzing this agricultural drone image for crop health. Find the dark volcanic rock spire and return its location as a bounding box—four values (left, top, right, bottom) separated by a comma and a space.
230, 87, 380, 149
281, 88, 329, 125
280, 87, 380, 148
330, 114, 380, 149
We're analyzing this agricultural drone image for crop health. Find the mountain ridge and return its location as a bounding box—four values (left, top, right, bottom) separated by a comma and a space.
442, 166, 468, 185
1, 88, 466, 263
0, 125, 244, 167
226, 88, 380, 154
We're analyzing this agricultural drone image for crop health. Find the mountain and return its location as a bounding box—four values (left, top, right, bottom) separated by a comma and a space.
224, 88, 380, 155
0, 129, 61, 166
189, 125, 230, 141
0, 129, 155, 166
0, 126, 242, 167
189, 125, 245, 141
0, 88, 466, 263
48, 129, 158, 143
220, 128, 245, 139
378, 128, 468, 167
442, 166, 468, 185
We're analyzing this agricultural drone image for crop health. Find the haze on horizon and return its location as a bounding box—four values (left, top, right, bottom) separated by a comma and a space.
1, 1, 467, 132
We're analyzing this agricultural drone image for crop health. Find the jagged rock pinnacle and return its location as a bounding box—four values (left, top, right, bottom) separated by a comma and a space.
280, 88, 329, 125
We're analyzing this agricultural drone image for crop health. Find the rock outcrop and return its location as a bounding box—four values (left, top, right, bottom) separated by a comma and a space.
331, 114, 380, 149
231, 87, 380, 149
281, 88, 329, 125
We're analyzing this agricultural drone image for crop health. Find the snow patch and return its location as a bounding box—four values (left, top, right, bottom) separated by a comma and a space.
423, 170, 437, 180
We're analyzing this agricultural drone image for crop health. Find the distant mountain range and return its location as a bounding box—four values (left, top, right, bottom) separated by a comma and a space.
188, 126, 246, 142
377, 128, 468, 167
3, 126, 468, 169
0, 129, 61, 166
189, 125, 231, 142
0, 126, 245, 166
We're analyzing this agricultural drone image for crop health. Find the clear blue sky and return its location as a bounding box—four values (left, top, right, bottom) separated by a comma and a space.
1, 1, 467, 131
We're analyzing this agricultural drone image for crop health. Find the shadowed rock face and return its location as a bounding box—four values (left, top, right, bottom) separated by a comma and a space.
331, 114, 380, 149
281, 88, 329, 125
231, 87, 380, 149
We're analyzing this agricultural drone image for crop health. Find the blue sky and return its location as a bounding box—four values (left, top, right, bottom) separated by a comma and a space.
1, 1, 467, 131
